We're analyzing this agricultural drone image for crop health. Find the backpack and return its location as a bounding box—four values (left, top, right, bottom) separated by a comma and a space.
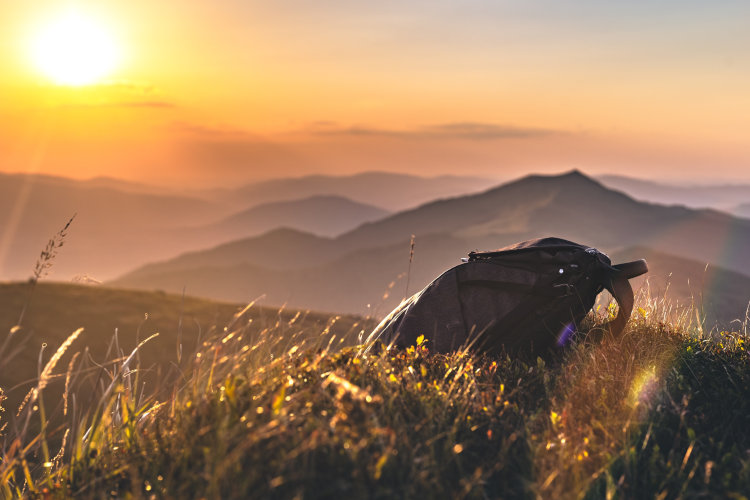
366, 237, 648, 357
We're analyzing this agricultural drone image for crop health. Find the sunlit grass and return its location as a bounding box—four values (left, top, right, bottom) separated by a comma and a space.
1, 287, 750, 498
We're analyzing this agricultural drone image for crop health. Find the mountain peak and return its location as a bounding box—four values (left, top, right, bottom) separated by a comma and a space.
560, 169, 588, 178
484, 169, 605, 198
526, 169, 595, 183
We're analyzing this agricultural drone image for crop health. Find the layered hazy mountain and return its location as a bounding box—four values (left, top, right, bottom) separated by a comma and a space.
0, 171, 485, 281
189, 196, 390, 240
113, 171, 750, 325
733, 203, 750, 219
598, 174, 750, 215
198, 171, 497, 212
0, 172, 227, 281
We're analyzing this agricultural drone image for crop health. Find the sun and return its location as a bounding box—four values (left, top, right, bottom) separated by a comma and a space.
30, 10, 121, 86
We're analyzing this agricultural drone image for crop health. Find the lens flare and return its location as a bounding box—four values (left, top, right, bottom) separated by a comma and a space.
628, 365, 658, 407
556, 322, 575, 347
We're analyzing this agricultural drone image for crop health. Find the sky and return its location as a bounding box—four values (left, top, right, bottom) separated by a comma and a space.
1, 0, 749, 187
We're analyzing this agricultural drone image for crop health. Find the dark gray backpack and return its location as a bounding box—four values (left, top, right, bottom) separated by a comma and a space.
366, 237, 648, 356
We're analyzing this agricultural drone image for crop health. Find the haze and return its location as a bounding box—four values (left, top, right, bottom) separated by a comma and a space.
1, 1, 749, 187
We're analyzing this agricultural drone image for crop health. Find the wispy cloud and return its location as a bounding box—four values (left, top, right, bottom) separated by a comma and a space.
171, 122, 264, 140
423, 122, 561, 140
46, 79, 176, 110
307, 122, 563, 140
112, 101, 175, 109
58, 100, 176, 110
102, 80, 159, 95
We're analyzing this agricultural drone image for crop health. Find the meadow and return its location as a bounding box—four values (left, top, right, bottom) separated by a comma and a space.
1, 282, 749, 499
5, 0, 750, 496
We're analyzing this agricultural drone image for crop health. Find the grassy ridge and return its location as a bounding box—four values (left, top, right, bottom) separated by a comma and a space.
0, 282, 366, 418
1, 289, 750, 498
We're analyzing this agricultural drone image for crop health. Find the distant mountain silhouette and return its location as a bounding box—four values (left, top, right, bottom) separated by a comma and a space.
126, 228, 341, 278
0, 171, 496, 281
193, 195, 390, 240
80, 176, 186, 196
203, 171, 496, 212
0, 172, 228, 281
733, 203, 750, 219
332, 171, 750, 274
113, 171, 750, 324
598, 174, 750, 213
115, 234, 750, 326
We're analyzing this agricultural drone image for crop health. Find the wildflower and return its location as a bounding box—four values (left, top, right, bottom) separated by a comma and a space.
550, 411, 561, 427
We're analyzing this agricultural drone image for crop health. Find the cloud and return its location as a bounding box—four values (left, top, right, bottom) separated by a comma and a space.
102, 80, 158, 94
170, 122, 265, 141
423, 122, 562, 139
45, 79, 176, 110
114, 101, 175, 109
307, 122, 564, 141
58, 100, 176, 110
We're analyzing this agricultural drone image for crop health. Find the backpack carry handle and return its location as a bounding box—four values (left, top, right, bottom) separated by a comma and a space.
601, 259, 648, 338
603, 276, 634, 338
613, 259, 648, 280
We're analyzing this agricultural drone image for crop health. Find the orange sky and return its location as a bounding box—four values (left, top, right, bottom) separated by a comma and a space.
1, 0, 749, 187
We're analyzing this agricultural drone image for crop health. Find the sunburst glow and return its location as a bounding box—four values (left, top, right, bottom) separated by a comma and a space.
30, 10, 120, 86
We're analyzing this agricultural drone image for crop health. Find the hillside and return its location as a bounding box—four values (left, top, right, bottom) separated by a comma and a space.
123, 228, 341, 277
733, 202, 750, 219
0, 172, 231, 281
192, 195, 390, 240
598, 174, 750, 213
205, 171, 496, 212
4, 296, 750, 498
0, 171, 498, 282
0, 282, 366, 417
113, 232, 487, 316
113, 171, 750, 325
334, 171, 750, 271
115, 235, 750, 327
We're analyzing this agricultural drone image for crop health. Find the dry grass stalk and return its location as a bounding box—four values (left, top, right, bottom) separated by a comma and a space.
63, 352, 81, 416
17, 214, 76, 327
37, 328, 84, 397
403, 234, 416, 299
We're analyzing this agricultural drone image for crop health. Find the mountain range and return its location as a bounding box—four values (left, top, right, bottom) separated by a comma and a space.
113, 171, 750, 325
598, 174, 750, 216
187, 195, 389, 240
199, 171, 496, 211
734, 203, 750, 219
0, 171, 487, 281
0, 172, 226, 281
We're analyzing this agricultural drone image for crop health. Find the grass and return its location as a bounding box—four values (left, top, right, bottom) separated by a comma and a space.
0, 282, 366, 422
1, 284, 750, 499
